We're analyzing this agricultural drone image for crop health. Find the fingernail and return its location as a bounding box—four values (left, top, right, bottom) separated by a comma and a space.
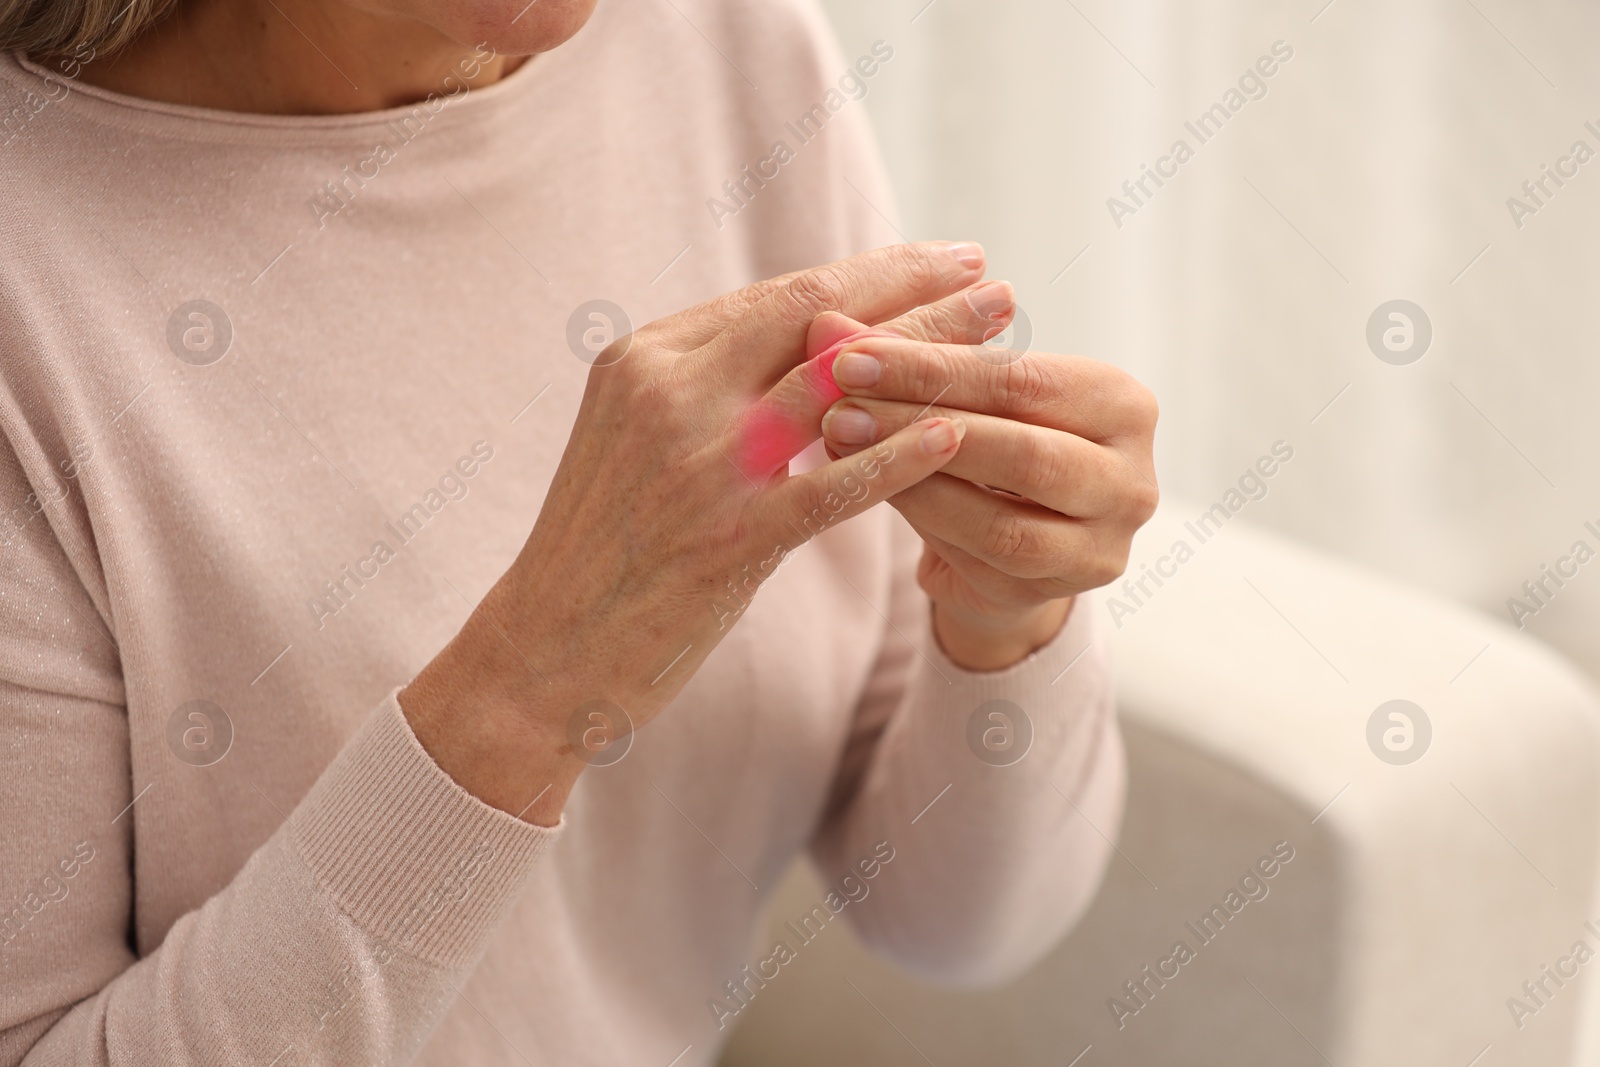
946, 242, 985, 270
919, 417, 966, 455
824, 406, 876, 445
833, 350, 881, 388
965, 280, 1014, 321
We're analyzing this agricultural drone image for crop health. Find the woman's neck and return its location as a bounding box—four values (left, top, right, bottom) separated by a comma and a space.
71, 0, 526, 115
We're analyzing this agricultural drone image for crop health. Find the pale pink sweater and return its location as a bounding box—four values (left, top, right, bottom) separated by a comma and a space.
0, 1, 1124, 1063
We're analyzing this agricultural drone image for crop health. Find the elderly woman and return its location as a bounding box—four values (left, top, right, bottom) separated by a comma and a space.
0, 0, 1156, 1062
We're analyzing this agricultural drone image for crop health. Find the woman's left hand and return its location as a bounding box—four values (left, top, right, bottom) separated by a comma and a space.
815, 286, 1160, 670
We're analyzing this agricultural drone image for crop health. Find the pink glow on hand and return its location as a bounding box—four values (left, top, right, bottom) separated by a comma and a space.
810, 338, 853, 406
737, 403, 804, 483
736, 327, 886, 482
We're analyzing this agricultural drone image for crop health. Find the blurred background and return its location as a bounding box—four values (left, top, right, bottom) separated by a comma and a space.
717, 1, 1600, 1064
818, 0, 1600, 680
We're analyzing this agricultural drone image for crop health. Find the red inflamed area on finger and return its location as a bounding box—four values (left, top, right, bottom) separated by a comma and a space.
736, 327, 887, 482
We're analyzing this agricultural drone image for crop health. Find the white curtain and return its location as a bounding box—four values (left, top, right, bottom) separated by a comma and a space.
820, 0, 1600, 682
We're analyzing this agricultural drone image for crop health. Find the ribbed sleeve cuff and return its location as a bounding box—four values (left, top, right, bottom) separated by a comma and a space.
289, 691, 559, 969
930, 592, 1103, 690
907, 594, 1113, 773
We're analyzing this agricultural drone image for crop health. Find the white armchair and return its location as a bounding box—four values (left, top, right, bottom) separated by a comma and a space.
720, 502, 1600, 1066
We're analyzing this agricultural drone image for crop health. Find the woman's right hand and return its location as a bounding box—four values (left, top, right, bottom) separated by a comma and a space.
399, 241, 991, 824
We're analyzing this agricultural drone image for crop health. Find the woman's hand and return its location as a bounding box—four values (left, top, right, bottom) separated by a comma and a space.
817, 301, 1160, 671
400, 242, 994, 824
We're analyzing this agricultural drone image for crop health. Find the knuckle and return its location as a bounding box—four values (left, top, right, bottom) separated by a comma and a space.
1087, 549, 1128, 590
1001, 356, 1056, 419
631, 320, 678, 360
978, 510, 1032, 567
638, 367, 697, 424
597, 337, 633, 369
1100, 436, 1160, 522
740, 275, 788, 304
892, 244, 940, 292
587, 341, 647, 396
706, 288, 760, 324
1107, 372, 1159, 435
1018, 431, 1068, 497
949, 297, 992, 343
1077, 529, 1131, 589
1126, 383, 1160, 435
895, 305, 947, 345
1129, 477, 1161, 523
781, 267, 851, 319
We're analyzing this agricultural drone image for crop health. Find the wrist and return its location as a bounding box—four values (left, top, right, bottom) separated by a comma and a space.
400, 590, 585, 827
932, 598, 1073, 672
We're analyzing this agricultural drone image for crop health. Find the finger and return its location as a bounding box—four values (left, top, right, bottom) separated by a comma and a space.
726, 291, 986, 481
732, 317, 895, 481
761, 417, 967, 545
806, 311, 873, 356
659, 267, 812, 349
697, 241, 986, 392
802, 314, 897, 408
822, 337, 1159, 443
821, 398, 1123, 517
652, 263, 897, 352
658, 260, 993, 352
871, 280, 1016, 345
730, 288, 1000, 482
889, 473, 1102, 583
911, 522, 1067, 609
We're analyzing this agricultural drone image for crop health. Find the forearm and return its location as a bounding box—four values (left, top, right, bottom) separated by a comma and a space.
2, 693, 555, 1066
814, 599, 1124, 985
399, 577, 586, 828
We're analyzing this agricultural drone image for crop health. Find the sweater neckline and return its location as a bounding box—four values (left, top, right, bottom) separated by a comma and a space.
1, 47, 547, 147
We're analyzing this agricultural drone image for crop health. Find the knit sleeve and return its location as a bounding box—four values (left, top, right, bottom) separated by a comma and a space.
791, 11, 1128, 983
808, 512, 1125, 986
0, 434, 558, 1066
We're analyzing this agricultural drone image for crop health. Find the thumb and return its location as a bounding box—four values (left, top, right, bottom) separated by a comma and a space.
760, 417, 966, 544
806, 317, 897, 405
806, 311, 870, 358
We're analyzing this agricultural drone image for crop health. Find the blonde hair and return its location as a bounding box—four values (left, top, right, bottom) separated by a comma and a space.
1, 0, 175, 57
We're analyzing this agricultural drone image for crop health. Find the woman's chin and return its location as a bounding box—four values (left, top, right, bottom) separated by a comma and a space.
418, 0, 603, 56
